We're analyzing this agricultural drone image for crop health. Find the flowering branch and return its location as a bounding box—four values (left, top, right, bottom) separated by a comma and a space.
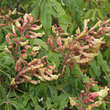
5, 14, 59, 86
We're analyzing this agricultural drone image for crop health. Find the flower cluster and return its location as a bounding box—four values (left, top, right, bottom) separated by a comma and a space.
4, 11, 110, 88
0, 8, 23, 27
48, 19, 110, 69
69, 78, 109, 110
5, 14, 59, 86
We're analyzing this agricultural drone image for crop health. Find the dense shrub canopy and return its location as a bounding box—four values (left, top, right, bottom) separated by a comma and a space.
1, 0, 110, 110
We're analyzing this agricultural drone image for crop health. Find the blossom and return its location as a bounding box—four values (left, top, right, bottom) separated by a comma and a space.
97, 87, 109, 98
88, 92, 99, 99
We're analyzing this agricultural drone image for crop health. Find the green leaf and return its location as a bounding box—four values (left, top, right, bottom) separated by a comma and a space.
91, 9, 96, 21
45, 97, 52, 109
49, 0, 71, 31
85, 9, 93, 19
48, 86, 57, 100
97, 9, 104, 19
23, 93, 30, 107
64, 0, 81, 25
97, 52, 110, 87
31, 0, 42, 20
58, 94, 68, 110
82, 75, 90, 82
65, 65, 70, 77
104, 48, 110, 60
17, 98, 25, 110
53, 93, 68, 110
33, 39, 48, 51
31, 96, 43, 110
0, 69, 11, 80
5, 104, 12, 110
71, 63, 82, 77
89, 68, 96, 79
47, 51, 62, 70
0, 44, 6, 51
71, 0, 81, 23
10, 100, 19, 110
89, 59, 101, 78
40, 0, 52, 33
97, 52, 110, 74
0, 100, 6, 107
58, 14, 71, 31
0, 52, 14, 66
38, 83, 47, 97
98, 102, 106, 110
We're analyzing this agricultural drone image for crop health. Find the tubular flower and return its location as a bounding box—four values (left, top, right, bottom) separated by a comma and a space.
88, 92, 99, 99
13, 56, 59, 85
48, 19, 110, 67
5, 14, 59, 86
70, 78, 109, 110
97, 86, 109, 98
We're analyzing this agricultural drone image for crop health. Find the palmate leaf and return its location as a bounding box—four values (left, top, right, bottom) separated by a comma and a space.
0, 98, 19, 110
31, 0, 42, 20
32, 0, 71, 32
0, 52, 14, 79
47, 51, 62, 70
0, 52, 14, 66
33, 38, 49, 51
31, 96, 43, 110
58, 93, 68, 110
53, 93, 68, 110
40, 0, 52, 33
49, 0, 71, 32
10, 101, 19, 110
104, 48, 110, 60
0, 69, 11, 80
89, 59, 101, 79
23, 93, 30, 107
84, 9, 94, 19
97, 9, 104, 19
5, 104, 12, 110
45, 97, 52, 109
96, 51, 110, 87
97, 51, 110, 74
0, 99, 6, 107
69, 0, 81, 23
71, 63, 82, 77
64, 0, 81, 24
48, 85, 57, 100
0, 30, 4, 43
103, 0, 110, 16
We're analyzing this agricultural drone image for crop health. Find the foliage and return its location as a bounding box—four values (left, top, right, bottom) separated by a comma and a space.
1, 0, 110, 110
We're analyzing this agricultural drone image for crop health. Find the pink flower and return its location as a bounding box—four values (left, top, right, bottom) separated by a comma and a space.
88, 92, 99, 99
83, 98, 94, 104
